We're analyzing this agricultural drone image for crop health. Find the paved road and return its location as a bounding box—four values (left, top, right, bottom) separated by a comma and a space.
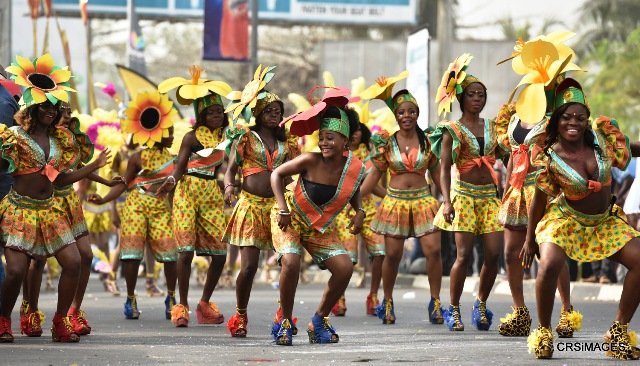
1, 274, 637, 365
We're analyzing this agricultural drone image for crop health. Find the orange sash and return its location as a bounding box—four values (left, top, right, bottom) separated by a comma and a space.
291, 151, 366, 233
458, 156, 499, 186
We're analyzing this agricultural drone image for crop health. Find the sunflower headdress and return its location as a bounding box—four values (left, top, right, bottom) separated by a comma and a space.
498, 31, 583, 123
434, 53, 473, 117
5, 53, 76, 108
158, 65, 232, 117
121, 91, 178, 147
225, 64, 277, 123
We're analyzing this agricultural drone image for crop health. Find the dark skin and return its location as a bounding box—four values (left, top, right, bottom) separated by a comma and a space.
222, 102, 288, 327
0, 102, 109, 330
156, 104, 227, 310
22, 106, 123, 317
522, 103, 640, 328
360, 101, 443, 304
88, 133, 177, 300
438, 82, 503, 307
502, 118, 572, 311
346, 129, 383, 296
270, 129, 364, 329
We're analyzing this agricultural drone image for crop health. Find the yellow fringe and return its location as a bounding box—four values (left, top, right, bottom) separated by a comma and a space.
527, 327, 553, 354
629, 330, 637, 347
566, 309, 583, 331
500, 312, 515, 324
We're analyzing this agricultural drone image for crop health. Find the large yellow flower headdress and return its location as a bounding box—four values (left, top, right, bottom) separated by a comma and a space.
158, 65, 232, 117
121, 91, 178, 147
499, 31, 583, 123
359, 70, 409, 111
5, 53, 76, 108
225, 64, 277, 123
435, 53, 473, 117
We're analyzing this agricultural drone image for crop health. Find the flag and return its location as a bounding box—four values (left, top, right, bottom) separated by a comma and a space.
28, 0, 40, 57
203, 0, 249, 61
41, 0, 53, 53
80, 0, 88, 26
127, 0, 146, 75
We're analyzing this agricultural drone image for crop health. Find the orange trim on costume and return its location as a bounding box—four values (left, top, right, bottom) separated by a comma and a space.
13, 160, 61, 182
293, 153, 364, 232
458, 156, 499, 186
508, 144, 530, 189
186, 150, 225, 170
128, 162, 176, 189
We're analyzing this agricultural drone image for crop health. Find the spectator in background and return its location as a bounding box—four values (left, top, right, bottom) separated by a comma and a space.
0, 67, 21, 304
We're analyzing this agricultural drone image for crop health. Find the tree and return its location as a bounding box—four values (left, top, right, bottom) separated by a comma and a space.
574, 0, 640, 57
582, 28, 640, 137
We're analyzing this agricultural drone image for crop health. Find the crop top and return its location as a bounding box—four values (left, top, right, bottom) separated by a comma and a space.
429, 119, 505, 185
370, 129, 435, 176
533, 116, 630, 201
227, 127, 300, 177
0, 125, 79, 181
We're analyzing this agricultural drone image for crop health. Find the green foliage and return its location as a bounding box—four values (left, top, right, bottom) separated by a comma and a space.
583, 28, 640, 137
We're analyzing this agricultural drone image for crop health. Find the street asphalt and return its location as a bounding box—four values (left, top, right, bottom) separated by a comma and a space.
0, 271, 636, 366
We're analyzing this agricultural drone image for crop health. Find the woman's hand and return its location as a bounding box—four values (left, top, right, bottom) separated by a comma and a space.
156, 176, 176, 196
348, 210, 365, 234
107, 176, 127, 187
224, 185, 236, 206
277, 211, 291, 232
91, 149, 112, 170
87, 193, 104, 205
442, 202, 455, 223
519, 238, 540, 269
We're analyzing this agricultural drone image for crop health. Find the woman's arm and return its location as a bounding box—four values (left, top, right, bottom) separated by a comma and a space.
88, 151, 141, 205
503, 152, 513, 195
439, 131, 454, 223
348, 187, 365, 234
520, 187, 548, 268
271, 153, 315, 231
223, 140, 241, 205
157, 132, 195, 195
359, 168, 383, 197
54, 149, 111, 187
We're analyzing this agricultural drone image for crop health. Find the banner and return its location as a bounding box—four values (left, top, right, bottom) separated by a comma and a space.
127, 0, 147, 75
203, 0, 249, 61
406, 28, 429, 129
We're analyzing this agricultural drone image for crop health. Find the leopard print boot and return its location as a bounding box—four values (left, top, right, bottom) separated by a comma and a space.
498, 305, 531, 337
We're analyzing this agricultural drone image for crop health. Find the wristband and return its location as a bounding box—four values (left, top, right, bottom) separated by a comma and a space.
278, 209, 291, 216
224, 183, 237, 191
356, 207, 366, 216
166, 175, 176, 185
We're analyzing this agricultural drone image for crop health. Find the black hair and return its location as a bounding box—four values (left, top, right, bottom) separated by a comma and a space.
544, 102, 599, 156
458, 82, 487, 113
18, 102, 61, 133
356, 122, 371, 147
250, 100, 286, 142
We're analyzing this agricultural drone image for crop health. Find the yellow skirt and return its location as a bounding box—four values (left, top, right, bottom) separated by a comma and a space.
83, 201, 113, 234
498, 172, 536, 229
0, 189, 75, 257
223, 191, 274, 251
54, 185, 88, 239
370, 187, 440, 238
335, 195, 384, 263
434, 181, 503, 235
172, 175, 227, 256
536, 196, 639, 262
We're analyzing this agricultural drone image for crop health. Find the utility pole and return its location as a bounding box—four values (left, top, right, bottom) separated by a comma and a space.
436, 0, 453, 77
250, 0, 258, 77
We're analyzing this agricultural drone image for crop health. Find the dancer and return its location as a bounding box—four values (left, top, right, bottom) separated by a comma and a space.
430, 54, 504, 331
0, 53, 110, 343
359, 72, 443, 325
333, 116, 385, 317
271, 99, 365, 346
88, 91, 179, 321
157, 66, 233, 327
522, 78, 640, 360
222, 65, 300, 337
496, 34, 583, 338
